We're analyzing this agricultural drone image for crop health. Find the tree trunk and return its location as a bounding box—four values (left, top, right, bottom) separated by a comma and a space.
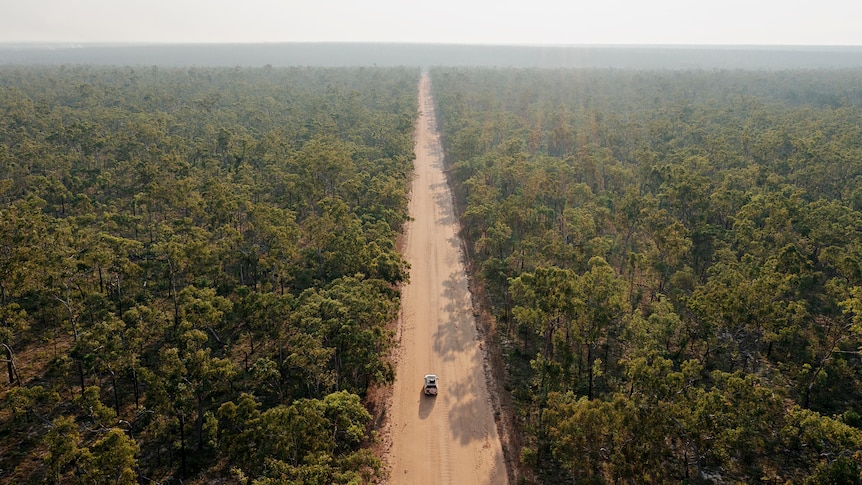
167, 259, 180, 336
5, 350, 14, 384
544, 324, 554, 358
179, 414, 187, 477
111, 370, 120, 417
116, 274, 123, 315
587, 344, 594, 400
3, 344, 21, 386
132, 366, 140, 409
196, 393, 204, 452
78, 361, 85, 398
691, 437, 703, 480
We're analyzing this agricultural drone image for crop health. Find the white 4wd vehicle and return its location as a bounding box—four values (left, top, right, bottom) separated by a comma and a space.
423, 374, 438, 396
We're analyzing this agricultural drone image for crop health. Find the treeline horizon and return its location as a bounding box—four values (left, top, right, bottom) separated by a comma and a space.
3, 43, 862, 70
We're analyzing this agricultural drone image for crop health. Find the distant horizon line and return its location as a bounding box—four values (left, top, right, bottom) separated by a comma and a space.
2, 41, 862, 50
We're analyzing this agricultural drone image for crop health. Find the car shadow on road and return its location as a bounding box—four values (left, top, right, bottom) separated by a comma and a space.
418, 387, 436, 419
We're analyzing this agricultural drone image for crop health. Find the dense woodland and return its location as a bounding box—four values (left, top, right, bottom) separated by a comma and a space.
5, 59, 862, 485
0, 65, 418, 483
431, 67, 862, 483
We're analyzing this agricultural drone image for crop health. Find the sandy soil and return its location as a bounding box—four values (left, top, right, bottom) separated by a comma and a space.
381, 73, 508, 484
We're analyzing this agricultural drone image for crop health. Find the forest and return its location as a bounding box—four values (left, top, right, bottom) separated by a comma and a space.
0, 65, 418, 483
431, 67, 862, 483
5, 59, 862, 485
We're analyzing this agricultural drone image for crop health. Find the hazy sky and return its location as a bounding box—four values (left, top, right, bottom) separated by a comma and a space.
3, 0, 861, 46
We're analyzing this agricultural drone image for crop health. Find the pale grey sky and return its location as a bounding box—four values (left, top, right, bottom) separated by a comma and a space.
2, 0, 861, 45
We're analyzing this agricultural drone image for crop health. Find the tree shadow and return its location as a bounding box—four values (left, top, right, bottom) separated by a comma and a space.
446, 373, 492, 445
433, 272, 474, 360
430, 181, 457, 226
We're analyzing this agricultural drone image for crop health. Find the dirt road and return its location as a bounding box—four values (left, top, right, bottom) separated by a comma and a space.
383, 73, 508, 484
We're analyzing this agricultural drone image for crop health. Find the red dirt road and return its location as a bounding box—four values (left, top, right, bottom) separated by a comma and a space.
383, 73, 508, 484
